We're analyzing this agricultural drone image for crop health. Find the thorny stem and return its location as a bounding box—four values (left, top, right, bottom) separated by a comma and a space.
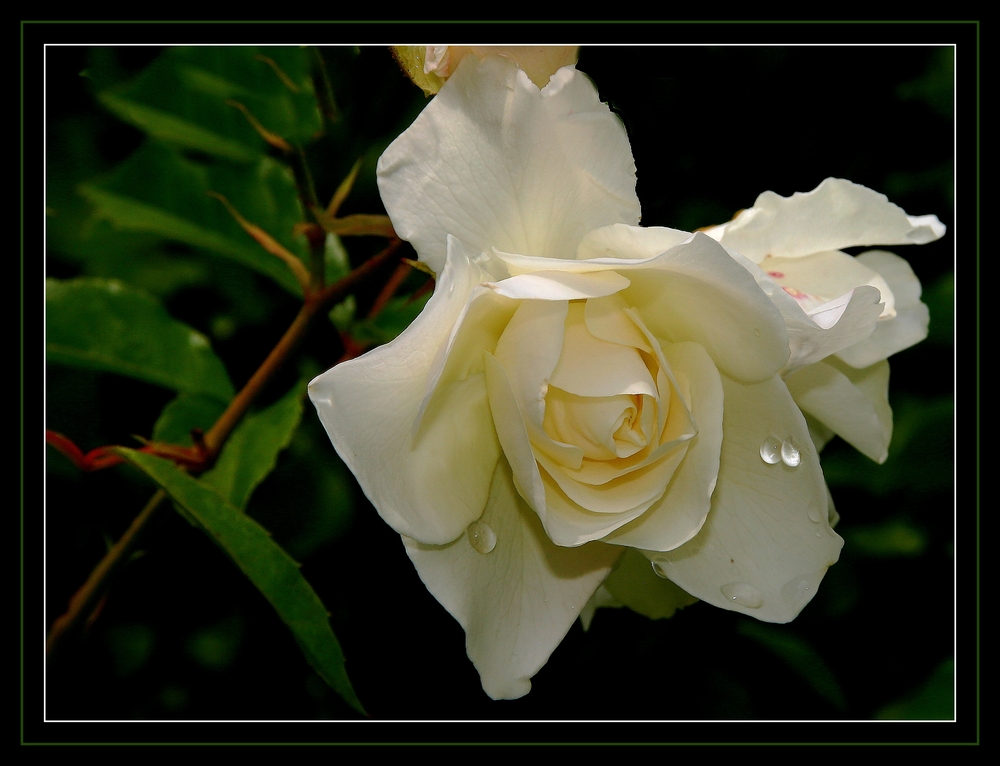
46, 238, 404, 657
283, 147, 329, 292
46, 489, 168, 658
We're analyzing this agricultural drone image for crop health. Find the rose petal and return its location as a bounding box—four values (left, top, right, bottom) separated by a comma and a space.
493, 298, 567, 438
785, 358, 893, 464
534, 461, 673, 546
647, 373, 843, 623
549, 302, 657, 398
483, 350, 549, 516
619, 233, 791, 383
583, 293, 654, 353
603, 342, 724, 552
488, 269, 630, 301
537, 441, 687, 521
576, 222, 694, 261
704, 177, 945, 262
730, 250, 885, 374
498, 232, 791, 383
836, 250, 931, 368
403, 460, 621, 699
757, 250, 896, 318
309, 240, 499, 545
377, 55, 640, 274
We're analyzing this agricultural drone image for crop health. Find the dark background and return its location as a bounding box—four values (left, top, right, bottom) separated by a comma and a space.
32, 25, 975, 743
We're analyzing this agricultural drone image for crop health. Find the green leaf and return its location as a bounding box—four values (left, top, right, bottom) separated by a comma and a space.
79, 141, 308, 295
118, 449, 365, 715
324, 231, 351, 284
737, 620, 847, 711
96, 46, 322, 160
46, 277, 234, 401
349, 293, 431, 346
875, 658, 954, 720
153, 393, 229, 445
842, 517, 929, 558
201, 382, 306, 511
821, 394, 954, 495
602, 548, 698, 621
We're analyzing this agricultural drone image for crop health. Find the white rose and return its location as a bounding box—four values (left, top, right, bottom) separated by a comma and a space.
310, 55, 846, 699
703, 179, 945, 462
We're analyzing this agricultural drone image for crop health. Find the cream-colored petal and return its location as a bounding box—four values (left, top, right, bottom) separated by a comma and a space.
537, 442, 687, 521
535, 463, 667, 546
705, 177, 945, 263
498, 234, 790, 383
543, 388, 649, 461
403, 460, 621, 699
576, 222, 694, 261
414, 236, 512, 433
493, 298, 567, 434
377, 55, 639, 274
758, 250, 896, 318
647, 373, 843, 623
309, 242, 498, 545
836, 250, 931, 368
549, 302, 656, 398
785, 358, 893, 464
603, 342, 724, 552
583, 293, 653, 353
484, 351, 548, 516
619, 233, 790, 383
730, 250, 884, 374
488, 269, 630, 301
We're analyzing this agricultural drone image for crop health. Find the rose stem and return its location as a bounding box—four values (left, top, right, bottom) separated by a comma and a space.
46, 238, 404, 658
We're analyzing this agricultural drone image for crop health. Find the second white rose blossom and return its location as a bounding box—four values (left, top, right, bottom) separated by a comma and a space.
309, 54, 944, 699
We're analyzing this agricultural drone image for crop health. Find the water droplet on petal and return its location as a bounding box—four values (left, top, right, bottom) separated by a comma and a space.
466, 520, 496, 554
720, 582, 763, 609
760, 436, 782, 464
781, 575, 816, 609
651, 561, 670, 579
780, 438, 801, 467
806, 501, 823, 523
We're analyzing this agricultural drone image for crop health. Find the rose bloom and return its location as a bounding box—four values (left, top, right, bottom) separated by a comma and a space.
309, 55, 943, 699
702, 178, 944, 464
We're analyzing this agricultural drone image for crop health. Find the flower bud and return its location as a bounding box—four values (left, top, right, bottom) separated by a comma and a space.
392, 45, 579, 95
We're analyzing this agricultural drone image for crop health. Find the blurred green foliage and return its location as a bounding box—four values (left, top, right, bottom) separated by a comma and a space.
44, 44, 956, 726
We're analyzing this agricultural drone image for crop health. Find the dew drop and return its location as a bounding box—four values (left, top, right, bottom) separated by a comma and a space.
759, 435, 782, 464
753, 327, 762, 337
466, 521, 496, 554
720, 582, 763, 609
806, 501, 823, 523
651, 561, 670, 579
780, 438, 801, 467
781, 575, 815, 608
